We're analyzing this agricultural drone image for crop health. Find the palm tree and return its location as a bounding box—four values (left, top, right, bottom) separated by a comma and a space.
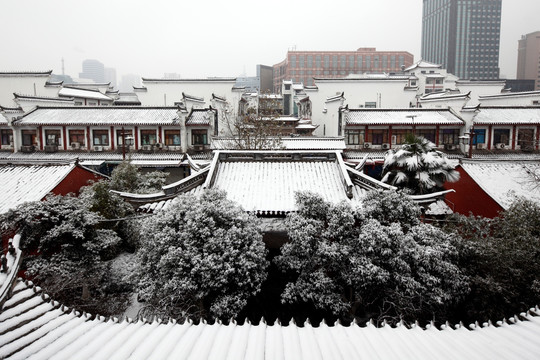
381, 134, 460, 194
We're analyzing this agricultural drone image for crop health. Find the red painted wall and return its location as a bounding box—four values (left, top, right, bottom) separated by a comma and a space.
50, 166, 103, 196
445, 165, 504, 218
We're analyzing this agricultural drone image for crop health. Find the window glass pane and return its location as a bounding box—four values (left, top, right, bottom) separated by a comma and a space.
367, 129, 388, 145
69, 130, 86, 146
472, 129, 485, 145
140, 130, 157, 145
116, 129, 133, 146
93, 130, 109, 146
518, 129, 534, 148
45, 130, 61, 145
346, 130, 364, 145
1, 129, 13, 145
442, 129, 460, 144
192, 130, 208, 145
22, 130, 37, 146
164, 130, 181, 145
493, 129, 510, 144
416, 129, 436, 143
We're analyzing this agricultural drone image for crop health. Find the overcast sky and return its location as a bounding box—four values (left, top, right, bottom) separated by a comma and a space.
1, 0, 538, 81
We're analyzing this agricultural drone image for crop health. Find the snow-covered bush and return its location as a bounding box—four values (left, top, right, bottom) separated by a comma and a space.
109, 160, 168, 194
136, 189, 269, 320
360, 189, 420, 229
381, 135, 459, 194
80, 160, 166, 248
275, 190, 468, 322
0, 194, 129, 314
444, 197, 540, 322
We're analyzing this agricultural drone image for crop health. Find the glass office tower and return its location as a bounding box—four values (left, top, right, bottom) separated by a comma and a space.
421, 0, 502, 80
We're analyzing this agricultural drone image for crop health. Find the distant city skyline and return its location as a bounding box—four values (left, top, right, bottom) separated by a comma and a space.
0, 0, 538, 81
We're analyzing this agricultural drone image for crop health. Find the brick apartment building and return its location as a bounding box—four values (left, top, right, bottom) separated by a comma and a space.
272, 48, 414, 92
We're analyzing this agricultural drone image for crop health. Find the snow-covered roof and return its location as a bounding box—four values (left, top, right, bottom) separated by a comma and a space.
13, 93, 73, 104
0, 161, 76, 214
58, 87, 113, 101
456, 80, 507, 86
326, 92, 345, 103
419, 91, 470, 102
425, 199, 453, 215
474, 107, 540, 125
113, 93, 141, 105
460, 160, 540, 210
126, 150, 451, 215
404, 60, 442, 72
478, 91, 540, 100
185, 109, 213, 126
211, 137, 346, 151
345, 109, 465, 126
0, 151, 213, 164
2, 275, 540, 359
182, 92, 205, 103
142, 77, 236, 83
13, 107, 181, 126
0, 70, 52, 77
212, 159, 352, 215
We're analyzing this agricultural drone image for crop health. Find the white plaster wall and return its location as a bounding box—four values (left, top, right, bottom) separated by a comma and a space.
136, 79, 238, 108
309, 78, 416, 136
456, 83, 506, 106
0, 75, 52, 107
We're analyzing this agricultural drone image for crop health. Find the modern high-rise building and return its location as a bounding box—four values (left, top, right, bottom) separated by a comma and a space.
272, 48, 414, 93
421, 0, 502, 80
104, 67, 117, 89
517, 31, 540, 91
79, 59, 105, 83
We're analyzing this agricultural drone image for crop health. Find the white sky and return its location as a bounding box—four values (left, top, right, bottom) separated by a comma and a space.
1, 0, 538, 81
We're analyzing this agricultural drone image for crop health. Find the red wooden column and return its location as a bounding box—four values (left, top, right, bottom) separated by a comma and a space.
365, 125, 369, 143
38, 126, 43, 150
436, 126, 440, 147
536, 126, 540, 150
512, 125, 517, 150
388, 126, 393, 148
86, 126, 91, 150
487, 125, 492, 150
63, 126, 68, 150
134, 126, 139, 150
110, 126, 115, 150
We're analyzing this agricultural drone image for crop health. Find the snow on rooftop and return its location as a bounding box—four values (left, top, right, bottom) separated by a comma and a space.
404, 60, 443, 72
211, 137, 346, 151
0, 162, 75, 214
14, 107, 181, 126
2, 277, 540, 359
185, 110, 213, 126
212, 160, 352, 215
59, 87, 113, 101
474, 107, 540, 125
461, 161, 540, 209
345, 109, 464, 126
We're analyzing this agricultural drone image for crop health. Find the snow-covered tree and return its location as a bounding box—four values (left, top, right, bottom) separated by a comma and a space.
275, 190, 468, 322
444, 197, 540, 323
0, 195, 126, 313
109, 160, 168, 194
136, 189, 269, 320
221, 94, 285, 150
381, 134, 459, 194
80, 160, 167, 247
